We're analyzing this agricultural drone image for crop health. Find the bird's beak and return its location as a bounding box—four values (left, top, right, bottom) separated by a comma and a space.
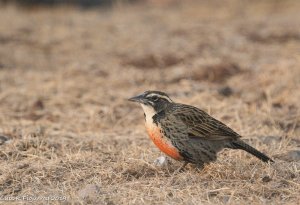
128, 94, 145, 103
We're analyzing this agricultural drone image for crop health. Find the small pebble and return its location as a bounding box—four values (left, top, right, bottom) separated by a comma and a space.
0, 135, 10, 145
154, 156, 169, 167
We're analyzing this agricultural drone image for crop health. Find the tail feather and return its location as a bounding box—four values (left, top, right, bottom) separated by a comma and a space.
230, 140, 274, 163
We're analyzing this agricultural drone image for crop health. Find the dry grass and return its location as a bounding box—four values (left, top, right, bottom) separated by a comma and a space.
0, 0, 300, 204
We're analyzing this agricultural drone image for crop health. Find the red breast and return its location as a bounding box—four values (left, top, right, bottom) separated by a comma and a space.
145, 124, 182, 160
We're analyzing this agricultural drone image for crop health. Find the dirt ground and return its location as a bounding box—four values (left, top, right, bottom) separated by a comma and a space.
0, 0, 300, 204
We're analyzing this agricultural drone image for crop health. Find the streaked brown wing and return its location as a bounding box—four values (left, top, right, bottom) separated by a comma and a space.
171, 104, 241, 141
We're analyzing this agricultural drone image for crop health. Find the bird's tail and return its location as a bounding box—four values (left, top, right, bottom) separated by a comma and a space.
229, 140, 274, 163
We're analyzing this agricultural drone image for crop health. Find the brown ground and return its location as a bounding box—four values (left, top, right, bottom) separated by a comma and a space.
0, 0, 300, 204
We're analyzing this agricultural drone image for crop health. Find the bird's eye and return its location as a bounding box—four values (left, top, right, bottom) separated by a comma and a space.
152, 96, 159, 101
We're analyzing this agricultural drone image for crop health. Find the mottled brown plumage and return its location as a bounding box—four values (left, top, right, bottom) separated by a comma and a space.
129, 91, 274, 169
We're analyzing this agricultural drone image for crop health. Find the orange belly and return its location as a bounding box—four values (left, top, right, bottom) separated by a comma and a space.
146, 125, 182, 160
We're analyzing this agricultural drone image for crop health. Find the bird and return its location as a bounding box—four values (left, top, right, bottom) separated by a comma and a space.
129, 90, 274, 170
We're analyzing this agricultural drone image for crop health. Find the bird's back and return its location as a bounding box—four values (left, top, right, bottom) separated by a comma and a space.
162, 103, 241, 141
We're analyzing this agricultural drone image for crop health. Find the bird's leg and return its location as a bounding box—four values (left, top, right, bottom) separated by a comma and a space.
196, 163, 204, 171
167, 161, 188, 185
177, 161, 188, 172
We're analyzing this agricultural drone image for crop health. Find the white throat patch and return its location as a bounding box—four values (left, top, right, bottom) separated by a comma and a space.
140, 104, 157, 125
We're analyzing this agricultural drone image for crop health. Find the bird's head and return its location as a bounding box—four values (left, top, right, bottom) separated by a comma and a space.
129, 91, 173, 115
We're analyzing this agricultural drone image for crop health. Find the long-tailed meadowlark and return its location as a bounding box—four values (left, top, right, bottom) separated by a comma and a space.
129, 91, 274, 169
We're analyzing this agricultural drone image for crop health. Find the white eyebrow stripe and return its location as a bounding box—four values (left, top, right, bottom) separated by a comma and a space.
147, 93, 173, 102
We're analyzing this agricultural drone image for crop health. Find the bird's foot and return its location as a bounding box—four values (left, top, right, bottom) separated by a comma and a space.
177, 161, 188, 172
196, 163, 204, 171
